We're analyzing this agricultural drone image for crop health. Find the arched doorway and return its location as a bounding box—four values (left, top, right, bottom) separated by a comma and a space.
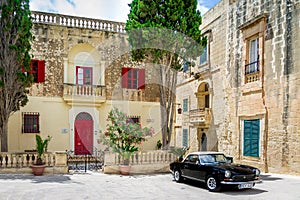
74, 112, 93, 155
201, 133, 207, 151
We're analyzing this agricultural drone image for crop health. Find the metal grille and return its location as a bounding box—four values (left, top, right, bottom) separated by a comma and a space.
75, 112, 92, 121
232, 174, 256, 182
22, 112, 40, 133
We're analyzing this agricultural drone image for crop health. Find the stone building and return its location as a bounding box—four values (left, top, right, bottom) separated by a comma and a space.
174, 0, 300, 175
6, 11, 162, 153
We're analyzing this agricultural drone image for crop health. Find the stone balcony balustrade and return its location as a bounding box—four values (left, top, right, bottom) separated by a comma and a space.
31, 11, 126, 33
189, 108, 211, 127
63, 83, 106, 106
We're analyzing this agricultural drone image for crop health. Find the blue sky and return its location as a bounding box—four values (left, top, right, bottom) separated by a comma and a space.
30, 0, 220, 22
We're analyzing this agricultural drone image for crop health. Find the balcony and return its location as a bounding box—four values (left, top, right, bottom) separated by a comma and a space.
189, 108, 211, 127
63, 83, 106, 106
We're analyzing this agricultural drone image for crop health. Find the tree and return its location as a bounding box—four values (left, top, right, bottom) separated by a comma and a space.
125, 0, 206, 148
0, 0, 33, 152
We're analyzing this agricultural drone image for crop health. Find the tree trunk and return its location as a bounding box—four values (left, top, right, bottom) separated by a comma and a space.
159, 63, 177, 149
0, 118, 8, 152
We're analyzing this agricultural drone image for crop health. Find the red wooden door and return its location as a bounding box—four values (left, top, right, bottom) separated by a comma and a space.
74, 112, 93, 155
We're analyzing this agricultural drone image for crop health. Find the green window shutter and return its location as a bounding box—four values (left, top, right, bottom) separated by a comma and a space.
244, 119, 260, 157
183, 99, 188, 112
182, 129, 188, 147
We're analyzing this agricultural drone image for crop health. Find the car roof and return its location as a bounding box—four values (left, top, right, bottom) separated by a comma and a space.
189, 151, 225, 155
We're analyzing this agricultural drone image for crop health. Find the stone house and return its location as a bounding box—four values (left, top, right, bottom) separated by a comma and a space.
6, 11, 162, 154
174, 0, 300, 175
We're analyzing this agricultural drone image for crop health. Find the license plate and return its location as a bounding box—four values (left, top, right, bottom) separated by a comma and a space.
238, 183, 254, 189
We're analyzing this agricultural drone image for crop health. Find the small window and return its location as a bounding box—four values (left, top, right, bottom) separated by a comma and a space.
245, 37, 259, 75
29, 60, 45, 83
182, 129, 188, 147
122, 68, 145, 89
182, 98, 188, 112
183, 61, 189, 72
22, 112, 40, 133
127, 116, 140, 124
243, 119, 260, 157
200, 45, 208, 65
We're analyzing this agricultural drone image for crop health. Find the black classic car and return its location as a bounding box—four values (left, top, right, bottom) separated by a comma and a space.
170, 152, 261, 192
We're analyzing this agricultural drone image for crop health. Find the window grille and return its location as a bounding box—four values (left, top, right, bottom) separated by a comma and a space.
22, 112, 40, 133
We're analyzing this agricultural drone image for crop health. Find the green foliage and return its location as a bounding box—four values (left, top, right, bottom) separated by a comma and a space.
169, 146, 188, 161
0, 0, 33, 152
125, 0, 206, 68
35, 135, 52, 165
99, 108, 154, 164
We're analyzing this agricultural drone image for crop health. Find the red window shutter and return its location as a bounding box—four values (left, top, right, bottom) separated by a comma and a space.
138, 69, 145, 89
37, 60, 45, 83
122, 68, 128, 88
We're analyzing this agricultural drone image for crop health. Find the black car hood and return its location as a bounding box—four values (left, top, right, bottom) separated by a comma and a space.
214, 163, 255, 175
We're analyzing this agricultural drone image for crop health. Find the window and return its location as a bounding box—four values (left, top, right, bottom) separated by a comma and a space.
127, 116, 140, 124
243, 119, 260, 157
28, 60, 45, 83
22, 112, 40, 133
200, 45, 208, 65
183, 60, 189, 72
76, 66, 92, 85
182, 129, 188, 147
122, 68, 145, 89
182, 98, 188, 112
184, 154, 199, 164
245, 37, 259, 75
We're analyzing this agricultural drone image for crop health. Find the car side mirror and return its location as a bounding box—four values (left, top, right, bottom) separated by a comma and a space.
226, 156, 233, 163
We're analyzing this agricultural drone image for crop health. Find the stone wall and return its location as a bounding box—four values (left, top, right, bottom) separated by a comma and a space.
225, 0, 300, 174
174, 0, 300, 175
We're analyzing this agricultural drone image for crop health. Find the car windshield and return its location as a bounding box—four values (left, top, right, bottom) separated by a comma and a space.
199, 154, 227, 164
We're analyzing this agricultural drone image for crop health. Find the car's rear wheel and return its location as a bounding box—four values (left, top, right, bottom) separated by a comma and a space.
206, 176, 221, 192
174, 169, 183, 182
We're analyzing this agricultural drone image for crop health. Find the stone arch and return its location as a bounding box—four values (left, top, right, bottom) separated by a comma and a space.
196, 82, 210, 108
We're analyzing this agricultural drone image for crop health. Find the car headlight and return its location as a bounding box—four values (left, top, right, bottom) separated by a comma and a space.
225, 170, 231, 178
255, 169, 260, 176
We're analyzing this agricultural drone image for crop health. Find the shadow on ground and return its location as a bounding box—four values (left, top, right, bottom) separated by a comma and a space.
175, 178, 268, 195
0, 174, 74, 184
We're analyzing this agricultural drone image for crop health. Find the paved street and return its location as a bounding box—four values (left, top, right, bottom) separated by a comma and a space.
0, 172, 299, 200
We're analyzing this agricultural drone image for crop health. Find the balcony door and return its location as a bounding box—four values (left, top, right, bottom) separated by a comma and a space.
76, 66, 92, 85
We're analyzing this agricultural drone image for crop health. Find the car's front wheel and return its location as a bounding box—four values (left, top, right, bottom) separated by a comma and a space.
206, 176, 221, 192
174, 169, 183, 182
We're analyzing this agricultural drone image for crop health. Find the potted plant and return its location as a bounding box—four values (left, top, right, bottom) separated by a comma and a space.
31, 134, 52, 176
99, 108, 153, 175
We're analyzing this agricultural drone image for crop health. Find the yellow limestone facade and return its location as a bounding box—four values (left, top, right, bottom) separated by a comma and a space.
174, 0, 300, 175
6, 11, 162, 153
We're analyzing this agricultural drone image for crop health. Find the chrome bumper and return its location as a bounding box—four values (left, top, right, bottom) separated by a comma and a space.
221, 179, 262, 185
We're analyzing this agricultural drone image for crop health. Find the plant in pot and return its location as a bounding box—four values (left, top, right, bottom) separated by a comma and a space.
31, 134, 52, 176
99, 108, 153, 175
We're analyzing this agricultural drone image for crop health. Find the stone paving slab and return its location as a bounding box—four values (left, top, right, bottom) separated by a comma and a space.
0, 172, 299, 200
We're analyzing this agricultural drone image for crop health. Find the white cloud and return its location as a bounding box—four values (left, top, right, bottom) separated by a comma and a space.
197, 0, 209, 14
30, 0, 131, 22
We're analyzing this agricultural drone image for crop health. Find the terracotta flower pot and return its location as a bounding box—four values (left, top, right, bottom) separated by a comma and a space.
31, 164, 46, 176
119, 165, 131, 175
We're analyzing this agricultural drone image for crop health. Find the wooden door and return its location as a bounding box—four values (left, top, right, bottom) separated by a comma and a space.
74, 112, 93, 155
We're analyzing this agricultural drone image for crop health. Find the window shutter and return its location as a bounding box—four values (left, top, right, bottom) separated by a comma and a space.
122, 68, 128, 88
37, 60, 45, 83
244, 120, 260, 157
138, 69, 145, 89
182, 129, 188, 147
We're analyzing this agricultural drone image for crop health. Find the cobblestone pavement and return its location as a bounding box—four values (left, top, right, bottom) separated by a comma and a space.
0, 172, 299, 200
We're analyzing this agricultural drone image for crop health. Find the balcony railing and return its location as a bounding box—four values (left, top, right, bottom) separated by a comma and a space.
189, 108, 211, 127
63, 83, 106, 105
31, 11, 126, 33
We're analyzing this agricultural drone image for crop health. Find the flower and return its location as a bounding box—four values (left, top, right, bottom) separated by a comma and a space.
99, 108, 153, 164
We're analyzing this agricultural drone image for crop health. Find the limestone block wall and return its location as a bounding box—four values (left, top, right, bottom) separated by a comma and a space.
225, 0, 300, 174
